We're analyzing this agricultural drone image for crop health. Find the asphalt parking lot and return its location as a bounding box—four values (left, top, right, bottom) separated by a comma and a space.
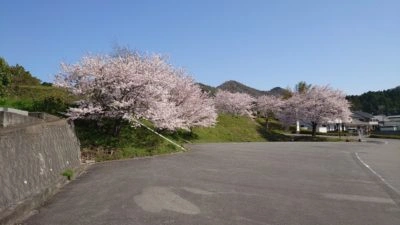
23, 140, 400, 225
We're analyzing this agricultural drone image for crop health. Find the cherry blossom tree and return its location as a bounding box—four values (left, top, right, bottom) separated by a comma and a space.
256, 95, 283, 130
275, 94, 301, 130
278, 85, 351, 136
55, 51, 216, 132
276, 81, 313, 132
153, 73, 217, 130
214, 90, 255, 117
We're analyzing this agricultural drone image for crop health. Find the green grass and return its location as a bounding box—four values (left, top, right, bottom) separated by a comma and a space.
369, 134, 400, 140
191, 114, 267, 143
76, 115, 284, 161
75, 119, 185, 162
191, 115, 343, 143
76, 115, 343, 162
0, 85, 76, 115
0, 97, 34, 110
9, 85, 72, 99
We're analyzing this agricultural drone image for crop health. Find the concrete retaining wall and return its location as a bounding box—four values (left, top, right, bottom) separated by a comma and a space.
0, 116, 81, 225
0, 108, 39, 128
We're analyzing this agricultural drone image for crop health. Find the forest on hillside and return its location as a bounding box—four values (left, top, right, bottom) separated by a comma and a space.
0, 57, 73, 114
347, 87, 400, 115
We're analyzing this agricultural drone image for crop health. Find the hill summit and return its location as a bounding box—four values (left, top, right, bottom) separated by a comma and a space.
198, 80, 286, 97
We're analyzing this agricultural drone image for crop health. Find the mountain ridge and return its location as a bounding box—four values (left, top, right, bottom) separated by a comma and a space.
198, 80, 286, 97
198, 80, 400, 115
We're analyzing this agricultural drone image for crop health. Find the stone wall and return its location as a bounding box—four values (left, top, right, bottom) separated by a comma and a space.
0, 115, 81, 225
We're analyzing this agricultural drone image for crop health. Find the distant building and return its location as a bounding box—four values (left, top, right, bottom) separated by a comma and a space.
380, 126, 398, 132
295, 111, 399, 134
377, 115, 400, 132
387, 115, 400, 122
346, 111, 378, 131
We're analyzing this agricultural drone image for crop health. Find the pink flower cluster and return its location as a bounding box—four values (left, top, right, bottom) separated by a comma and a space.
55, 52, 217, 130
215, 90, 255, 117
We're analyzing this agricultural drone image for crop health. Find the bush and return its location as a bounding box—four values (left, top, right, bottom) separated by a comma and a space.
32, 96, 70, 115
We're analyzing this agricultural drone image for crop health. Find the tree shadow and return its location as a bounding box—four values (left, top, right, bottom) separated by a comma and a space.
255, 119, 292, 141
256, 126, 292, 141
255, 119, 334, 142
161, 129, 199, 143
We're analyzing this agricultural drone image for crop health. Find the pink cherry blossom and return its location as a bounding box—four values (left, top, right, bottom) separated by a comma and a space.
277, 85, 351, 135
55, 52, 216, 130
256, 95, 283, 129
214, 90, 255, 117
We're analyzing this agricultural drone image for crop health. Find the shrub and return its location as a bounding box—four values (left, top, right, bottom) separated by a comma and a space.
32, 96, 70, 115
62, 169, 74, 180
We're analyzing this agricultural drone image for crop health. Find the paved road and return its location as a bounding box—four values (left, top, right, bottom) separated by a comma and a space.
23, 140, 400, 225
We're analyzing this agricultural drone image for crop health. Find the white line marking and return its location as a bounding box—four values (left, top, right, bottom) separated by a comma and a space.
355, 152, 400, 196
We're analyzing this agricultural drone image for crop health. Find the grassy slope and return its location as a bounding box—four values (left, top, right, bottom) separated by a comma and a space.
191, 115, 338, 143
74, 119, 187, 161
7, 85, 72, 99
0, 85, 74, 112
75, 115, 273, 161
192, 114, 267, 143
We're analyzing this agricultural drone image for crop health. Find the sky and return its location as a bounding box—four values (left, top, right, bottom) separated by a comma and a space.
1, 0, 399, 95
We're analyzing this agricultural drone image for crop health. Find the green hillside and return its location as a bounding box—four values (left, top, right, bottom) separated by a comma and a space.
192, 114, 268, 142
0, 57, 74, 115
1, 85, 75, 115
216, 80, 287, 97
347, 86, 400, 115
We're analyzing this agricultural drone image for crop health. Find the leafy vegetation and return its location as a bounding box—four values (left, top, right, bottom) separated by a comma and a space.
196, 83, 217, 96
1, 86, 74, 116
76, 114, 346, 161
0, 57, 12, 97
75, 118, 187, 161
0, 57, 74, 115
62, 169, 74, 180
75, 115, 278, 161
197, 80, 287, 97
216, 80, 286, 97
347, 86, 400, 115
369, 134, 400, 140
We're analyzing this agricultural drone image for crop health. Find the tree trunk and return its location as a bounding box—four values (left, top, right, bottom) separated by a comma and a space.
311, 122, 317, 137
113, 119, 123, 137
189, 127, 194, 138
265, 117, 269, 131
